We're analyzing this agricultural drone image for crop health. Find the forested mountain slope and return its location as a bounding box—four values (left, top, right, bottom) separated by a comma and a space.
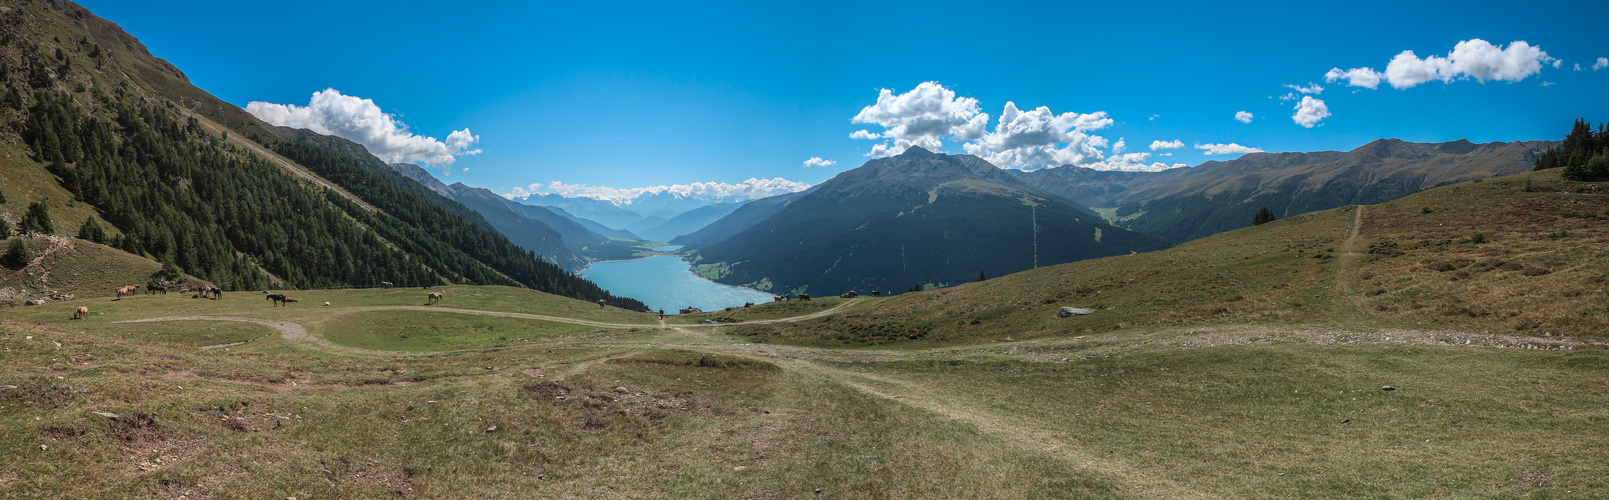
690, 147, 1169, 295
0, 1, 643, 308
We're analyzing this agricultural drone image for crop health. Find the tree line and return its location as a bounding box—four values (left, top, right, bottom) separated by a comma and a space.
17, 88, 645, 309
1534, 119, 1609, 181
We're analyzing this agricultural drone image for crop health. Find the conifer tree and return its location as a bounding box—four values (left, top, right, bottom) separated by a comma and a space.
3, 238, 29, 268
978, 270, 987, 282
1253, 206, 1277, 226
20, 202, 53, 234
77, 216, 105, 243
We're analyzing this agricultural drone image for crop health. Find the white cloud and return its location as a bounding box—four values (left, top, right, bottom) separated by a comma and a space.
957, 101, 1114, 170
503, 178, 811, 205
1196, 143, 1264, 155
1540, 81, 1556, 87
1552, 59, 1563, 69
1278, 92, 1297, 101
1081, 151, 1187, 172
1111, 138, 1126, 155
1382, 39, 1552, 89
462, 167, 470, 172
1235, 111, 1253, 124
1148, 114, 1160, 121
1149, 139, 1185, 150
1285, 83, 1325, 94
1323, 67, 1383, 90
802, 157, 836, 167
850, 81, 989, 157
1595, 57, 1609, 70
1292, 96, 1330, 128
246, 88, 481, 172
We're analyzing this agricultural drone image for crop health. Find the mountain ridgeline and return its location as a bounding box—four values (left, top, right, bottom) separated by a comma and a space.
1012, 138, 1558, 242
390, 163, 641, 267
687, 147, 1170, 295
0, 2, 644, 309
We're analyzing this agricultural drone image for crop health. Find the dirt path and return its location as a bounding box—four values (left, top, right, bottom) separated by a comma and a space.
1333, 205, 1365, 304
763, 356, 1200, 498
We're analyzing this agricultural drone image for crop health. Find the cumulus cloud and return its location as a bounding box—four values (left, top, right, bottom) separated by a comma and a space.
1285, 83, 1324, 94
1292, 96, 1330, 128
1380, 39, 1552, 89
1149, 139, 1185, 150
1112, 138, 1126, 155
1278, 92, 1298, 101
1324, 66, 1384, 90
246, 88, 481, 171
850, 81, 989, 156
1595, 57, 1609, 70
1196, 143, 1264, 156
1081, 152, 1187, 172
960, 101, 1116, 169
1235, 111, 1253, 124
503, 178, 811, 205
802, 157, 836, 167
1552, 59, 1563, 69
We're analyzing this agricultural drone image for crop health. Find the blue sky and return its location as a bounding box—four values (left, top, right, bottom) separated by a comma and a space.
79, 0, 1609, 201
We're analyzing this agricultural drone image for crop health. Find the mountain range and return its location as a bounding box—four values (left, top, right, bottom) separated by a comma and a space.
1012, 138, 1556, 242
0, 0, 1564, 309
685, 147, 1171, 295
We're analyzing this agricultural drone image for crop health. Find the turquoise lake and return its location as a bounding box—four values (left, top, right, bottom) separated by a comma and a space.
581, 256, 772, 313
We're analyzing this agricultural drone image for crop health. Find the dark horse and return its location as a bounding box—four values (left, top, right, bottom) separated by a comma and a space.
267, 293, 287, 306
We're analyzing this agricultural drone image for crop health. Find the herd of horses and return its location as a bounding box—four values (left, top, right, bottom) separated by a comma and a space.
73, 285, 448, 319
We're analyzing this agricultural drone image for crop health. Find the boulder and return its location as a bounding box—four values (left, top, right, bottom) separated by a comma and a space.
1057, 307, 1096, 318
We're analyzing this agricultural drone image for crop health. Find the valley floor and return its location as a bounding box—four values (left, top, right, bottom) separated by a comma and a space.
1, 286, 1605, 498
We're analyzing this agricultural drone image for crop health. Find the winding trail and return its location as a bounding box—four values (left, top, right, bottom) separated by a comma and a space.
109, 300, 861, 357
777, 357, 1200, 499
1334, 205, 1366, 305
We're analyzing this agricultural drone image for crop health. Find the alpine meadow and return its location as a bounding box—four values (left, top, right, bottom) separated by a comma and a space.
2, 0, 1608, 498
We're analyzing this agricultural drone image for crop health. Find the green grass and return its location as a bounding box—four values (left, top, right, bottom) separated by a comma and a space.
666, 296, 857, 324
104, 319, 273, 347
836, 342, 1609, 497
319, 310, 602, 351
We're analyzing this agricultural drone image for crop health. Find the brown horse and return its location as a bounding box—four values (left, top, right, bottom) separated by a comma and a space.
427, 292, 443, 305
115, 285, 140, 299
282, 297, 298, 304
72, 306, 88, 319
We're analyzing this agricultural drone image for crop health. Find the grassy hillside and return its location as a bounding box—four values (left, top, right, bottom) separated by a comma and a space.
729, 168, 1607, 347
0, 235, 160, 305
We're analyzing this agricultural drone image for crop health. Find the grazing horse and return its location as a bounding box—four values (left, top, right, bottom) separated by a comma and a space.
115, 285, 140, 299
147, 285, 168, 295
281, 297, 298, 304
381, 281, 393, 288
266, 294, 287, 306
72, 306, 88, 319
427, 292, 443, 305
597, 299, 606, 309
799, 294, 811, 301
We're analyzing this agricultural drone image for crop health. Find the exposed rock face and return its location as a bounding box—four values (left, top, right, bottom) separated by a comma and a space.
1057, 307, 1096, 318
